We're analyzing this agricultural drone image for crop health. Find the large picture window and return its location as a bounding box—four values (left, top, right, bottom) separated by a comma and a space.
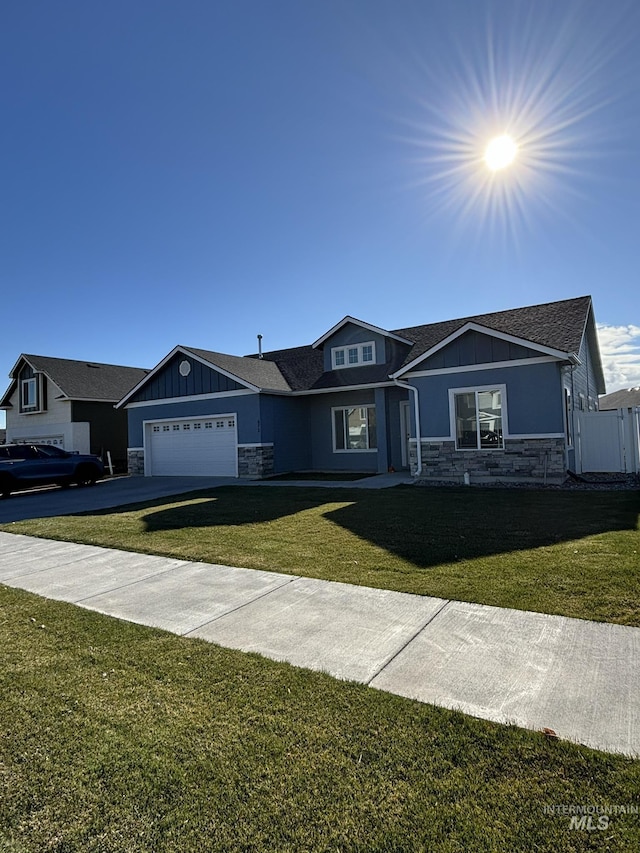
453, 388, 504, 450
333, 405, 377, 451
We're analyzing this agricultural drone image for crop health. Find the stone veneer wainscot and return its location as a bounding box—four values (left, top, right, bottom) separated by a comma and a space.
410, 438, 566, 484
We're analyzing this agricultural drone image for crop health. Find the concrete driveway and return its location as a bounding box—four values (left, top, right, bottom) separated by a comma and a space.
0, 472, 412, 523
1, 530, 638, 757
0, 476, 238, 523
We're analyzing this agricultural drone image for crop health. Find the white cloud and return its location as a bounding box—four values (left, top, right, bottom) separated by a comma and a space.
597, 324, 640, 393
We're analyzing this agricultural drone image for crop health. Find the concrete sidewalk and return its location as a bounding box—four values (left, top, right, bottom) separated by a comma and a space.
1, 530, 638, 757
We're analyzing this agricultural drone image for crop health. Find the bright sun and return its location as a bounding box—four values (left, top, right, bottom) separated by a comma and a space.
484, 134, 518, 171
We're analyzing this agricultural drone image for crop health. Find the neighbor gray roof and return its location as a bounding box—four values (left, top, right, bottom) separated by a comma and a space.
1, 355, 148, 406
598, 387, 640, 410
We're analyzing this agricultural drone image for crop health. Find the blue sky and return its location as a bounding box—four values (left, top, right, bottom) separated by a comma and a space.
2, 0, 639, 428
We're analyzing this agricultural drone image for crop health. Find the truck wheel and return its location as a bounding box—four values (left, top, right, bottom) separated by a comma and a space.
75, 464, 99, 487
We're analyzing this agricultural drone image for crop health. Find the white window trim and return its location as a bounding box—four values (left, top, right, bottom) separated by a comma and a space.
331, 341, 376, 370
448, 384, 508, 451
331, 404, 378, 453
21, 377, 39, 412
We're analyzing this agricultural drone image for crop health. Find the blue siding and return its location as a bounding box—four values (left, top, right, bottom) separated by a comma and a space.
307, 389, 378, 472
410, 361, 565, 438
127, 393, 260, 447
259, 395, 311, 473
129, 352, 244, 403
422, 330, 543, 370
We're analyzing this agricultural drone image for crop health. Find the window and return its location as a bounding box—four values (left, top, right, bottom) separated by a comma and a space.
453, 388, 504, 450
333, 406, 377, 451
331, 341, 376, 370
21, 378, 37, 411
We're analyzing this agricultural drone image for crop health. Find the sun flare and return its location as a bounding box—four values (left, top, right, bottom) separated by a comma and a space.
484, 135, 518, 171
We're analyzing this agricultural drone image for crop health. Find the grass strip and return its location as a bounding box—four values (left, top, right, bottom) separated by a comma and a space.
1, 585, 639, 852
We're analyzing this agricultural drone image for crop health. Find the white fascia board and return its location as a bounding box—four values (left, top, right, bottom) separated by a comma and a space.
7, 354, 33, 378
404, 355, 560, 378
125, 389, 255, 409
289, 381, 396, 396
391, 322, 571, 379
312, 316, 412, 349
65, 397, 120, 403
116, 345, 260, 409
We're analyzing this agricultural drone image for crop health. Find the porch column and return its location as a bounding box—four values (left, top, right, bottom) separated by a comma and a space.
375, 387, 389, 474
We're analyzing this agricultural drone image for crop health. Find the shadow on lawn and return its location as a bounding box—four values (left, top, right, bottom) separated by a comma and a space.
140, 486, 640, 568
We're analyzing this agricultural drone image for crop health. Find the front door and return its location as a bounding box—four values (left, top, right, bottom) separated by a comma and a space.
399, 401, 411, 469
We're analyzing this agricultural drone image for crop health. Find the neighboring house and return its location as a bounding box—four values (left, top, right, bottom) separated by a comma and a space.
0, 429, 5, 444
598, 387, 640, 411
1, 355, 148, 467
117, 295, 605, 484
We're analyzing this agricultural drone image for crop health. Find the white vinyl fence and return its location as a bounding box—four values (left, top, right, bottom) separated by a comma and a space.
575, 408, 640, 474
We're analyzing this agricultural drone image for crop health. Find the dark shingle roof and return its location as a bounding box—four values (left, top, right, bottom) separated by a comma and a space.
393, 296, 592, 369
259, 295, 594, 391
121, 296, 597, 401
598, 387, 640, 410
6, 355, 148, 402
183, 346, 291, 392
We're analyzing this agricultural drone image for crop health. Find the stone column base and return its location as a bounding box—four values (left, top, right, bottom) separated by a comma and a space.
237, 444, 275, 479
127, 449, 145, 476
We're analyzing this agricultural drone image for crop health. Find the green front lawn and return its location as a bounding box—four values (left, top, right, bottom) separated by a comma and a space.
1, 585, 639, 852
3, 485, 639, 625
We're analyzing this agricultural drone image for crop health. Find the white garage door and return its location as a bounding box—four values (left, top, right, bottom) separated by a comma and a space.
147, 416, 237, 476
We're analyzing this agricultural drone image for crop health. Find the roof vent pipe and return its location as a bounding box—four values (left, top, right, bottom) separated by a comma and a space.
257, 334, 263, 359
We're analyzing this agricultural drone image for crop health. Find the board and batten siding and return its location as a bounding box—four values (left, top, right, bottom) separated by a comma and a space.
128, 353, 244, 403
419, 329, 544, 371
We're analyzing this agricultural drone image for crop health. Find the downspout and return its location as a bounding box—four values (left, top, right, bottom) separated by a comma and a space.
393, 378, 422, 477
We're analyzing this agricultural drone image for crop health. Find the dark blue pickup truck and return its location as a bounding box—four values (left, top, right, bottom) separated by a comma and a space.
0, 444, 104, 498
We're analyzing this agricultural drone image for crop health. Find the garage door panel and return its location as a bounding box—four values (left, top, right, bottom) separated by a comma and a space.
147, 417, 237, 476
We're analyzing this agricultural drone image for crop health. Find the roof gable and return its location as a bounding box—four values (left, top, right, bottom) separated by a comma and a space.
392, 321, 576, 377
117, 345, 291, 407
312, 316, 412, 349
391, 296, 595, 377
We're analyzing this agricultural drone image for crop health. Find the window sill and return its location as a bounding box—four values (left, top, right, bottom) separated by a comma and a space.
333, 448, 377, 454
455, 446, 504, 452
